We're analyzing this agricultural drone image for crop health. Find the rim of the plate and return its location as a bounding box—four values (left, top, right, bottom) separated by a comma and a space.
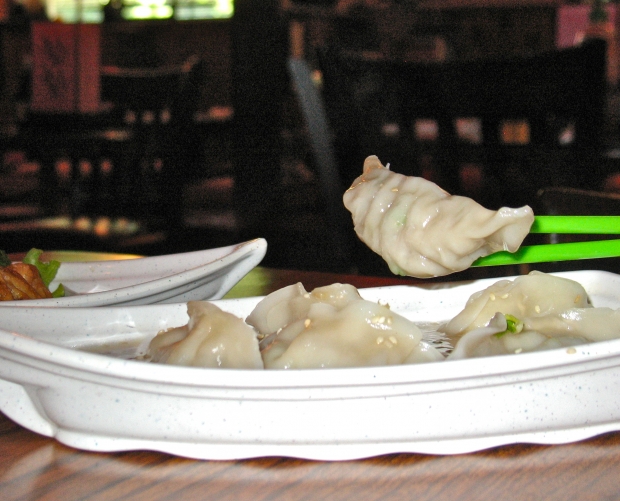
1, 324, 619, 391
0, 239, 267, 307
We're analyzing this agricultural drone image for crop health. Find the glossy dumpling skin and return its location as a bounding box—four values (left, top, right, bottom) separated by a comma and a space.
147, 301, 264, 369
448, 308, 620, 359
247, 282, 444, 369
445, 272, 620, 359
245, 282, 363, 341
343, 156, 535, 278
443, 271, 590, 338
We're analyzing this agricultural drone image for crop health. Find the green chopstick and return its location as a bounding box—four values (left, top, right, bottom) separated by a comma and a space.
530, 215, 620, 234
472, 216, 620, 267
472, 239, 620, 267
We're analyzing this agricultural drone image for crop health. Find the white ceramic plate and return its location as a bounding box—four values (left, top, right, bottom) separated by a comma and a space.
0, 269, 620, 460
1, 239, 267, 307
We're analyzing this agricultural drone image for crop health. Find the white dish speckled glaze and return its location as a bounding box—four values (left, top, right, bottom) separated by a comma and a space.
0, 270, 619, 460
0, 239, 267, 307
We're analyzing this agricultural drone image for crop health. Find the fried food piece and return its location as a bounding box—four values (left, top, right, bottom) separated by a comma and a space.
9, 262, 53, 298
0, 263, 53, 300
0, 280, 13, 301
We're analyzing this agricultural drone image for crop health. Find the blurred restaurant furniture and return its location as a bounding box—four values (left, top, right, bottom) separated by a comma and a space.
287, 56, 351, 272
99, 54, 206, 230
227, 0, 356, 273
316, 38, 608, 211
538, 185, 620, 218
229, 0, 287, 230
283, 1, 558, 63
556, 2, 618, 85
0, 20, 211, 255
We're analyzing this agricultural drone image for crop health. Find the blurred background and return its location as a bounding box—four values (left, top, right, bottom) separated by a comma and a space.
1, 0, 620, 276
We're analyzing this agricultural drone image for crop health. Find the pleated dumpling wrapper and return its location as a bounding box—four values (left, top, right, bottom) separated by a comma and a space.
247, 282, 444, 369
343, 156, 535, 278
148, 301, 264, 369
443, 271, 620, 359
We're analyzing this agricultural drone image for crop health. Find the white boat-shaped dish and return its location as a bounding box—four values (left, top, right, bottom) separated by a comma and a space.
1, 239, 267, 307
0, 269, 619, 460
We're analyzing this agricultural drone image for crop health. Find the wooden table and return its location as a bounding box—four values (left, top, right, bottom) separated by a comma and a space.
2, 267, 620, 501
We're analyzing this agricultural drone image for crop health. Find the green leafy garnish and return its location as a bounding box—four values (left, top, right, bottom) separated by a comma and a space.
494, 314, 524, 339
23, 248, 64, 297
23, 248, 60, 287
52, 283, 65, 298
0, 250, 10, 267
0, 248, 64, 298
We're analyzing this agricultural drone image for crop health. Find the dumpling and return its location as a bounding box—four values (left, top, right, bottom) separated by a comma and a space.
523, 307, 620, 343
444, 272, 620, 359
443, 271, 590, 338
246, 282, 363, 338
447, 313, 591, 359
447, 308, 620, 359
248, 282, 444, 369
147, 301, 264, 369
343, 155, 534, 278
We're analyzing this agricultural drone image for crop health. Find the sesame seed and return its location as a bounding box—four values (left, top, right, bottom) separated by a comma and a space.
501, 293, 509, 299
304, 319, 311, 328
566, 347, 577, 354
515, 348, 523, 354
391, 188, 399, 192
575, 295, 581, 304
376, 336, 384, 345
389, 336, 398, 344
535, 305, 541, 313
489, 293, 496, 301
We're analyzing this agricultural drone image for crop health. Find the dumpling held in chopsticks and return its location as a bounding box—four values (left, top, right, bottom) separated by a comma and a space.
343, 156, 535, 278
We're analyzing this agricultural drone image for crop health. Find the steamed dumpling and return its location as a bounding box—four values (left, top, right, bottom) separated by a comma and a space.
443, 271, 590, 338
343, 156, 534, 278
447, 312, 591, 359
246, 282, 363, 338
444, 272, 620, 359
524, 307, 620, 343
448, 308, 620, 359
248, 282, 444, 369
147, 301, 264, 369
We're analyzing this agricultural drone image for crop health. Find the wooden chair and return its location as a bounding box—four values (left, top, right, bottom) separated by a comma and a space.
316, 39, 608, 210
